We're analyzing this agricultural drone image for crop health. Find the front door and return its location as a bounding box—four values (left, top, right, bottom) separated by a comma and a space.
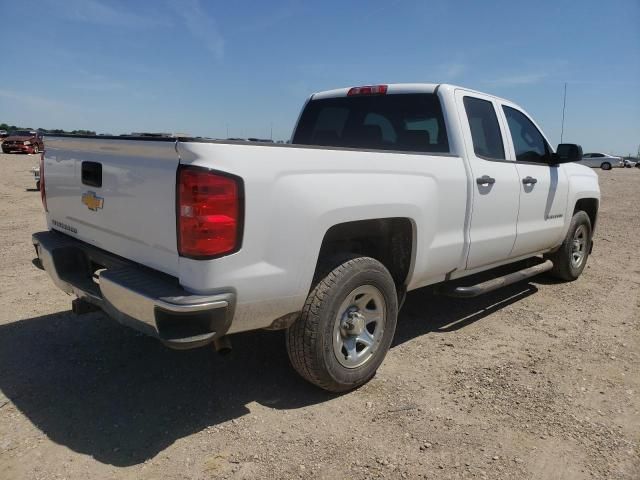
455, 91, 520, 270
500, 104, 569, 256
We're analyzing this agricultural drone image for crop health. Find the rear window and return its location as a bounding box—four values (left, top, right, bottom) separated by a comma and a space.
292, 93, 449, 153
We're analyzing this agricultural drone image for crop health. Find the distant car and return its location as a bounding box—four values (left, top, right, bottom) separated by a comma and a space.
621, 158, 637, 168
0, 130, 8, 140
579, 152, 622, 170
1, 130, 44, 154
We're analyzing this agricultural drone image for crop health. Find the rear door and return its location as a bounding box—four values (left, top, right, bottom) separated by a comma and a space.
499, 104, 569, 256
455, 90, 520, 270
44, 136, 181, 276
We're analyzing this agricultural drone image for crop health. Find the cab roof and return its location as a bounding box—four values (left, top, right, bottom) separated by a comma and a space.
311, 83, 513, 105
312, 83, 441, 100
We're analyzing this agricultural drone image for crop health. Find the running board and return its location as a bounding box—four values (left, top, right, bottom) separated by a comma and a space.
439, 260, 554, 298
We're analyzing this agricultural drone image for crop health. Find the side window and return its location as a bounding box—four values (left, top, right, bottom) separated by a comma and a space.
503, 106, 551, 163
463, 96, 505, 160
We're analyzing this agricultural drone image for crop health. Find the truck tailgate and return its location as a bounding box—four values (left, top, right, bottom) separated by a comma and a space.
43, 137, 180, 276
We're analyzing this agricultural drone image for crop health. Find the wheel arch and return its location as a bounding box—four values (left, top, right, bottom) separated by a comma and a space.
574, 197, 599, 232
314, 217, 416, 292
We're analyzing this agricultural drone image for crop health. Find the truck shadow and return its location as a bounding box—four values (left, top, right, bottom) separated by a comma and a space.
394, 282, 538, 346
0, 282, 537, 467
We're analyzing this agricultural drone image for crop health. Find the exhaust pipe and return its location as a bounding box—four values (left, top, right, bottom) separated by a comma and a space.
213, 335, 232, 355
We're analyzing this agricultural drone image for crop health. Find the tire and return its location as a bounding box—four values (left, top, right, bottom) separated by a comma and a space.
546, 211, 592, 281
36, 181, 40, 191
286, 256, 398, 392
33, 145, 39, 154
601, 162, 611, 170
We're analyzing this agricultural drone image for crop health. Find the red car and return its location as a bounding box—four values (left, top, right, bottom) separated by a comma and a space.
1, 130, 44, 154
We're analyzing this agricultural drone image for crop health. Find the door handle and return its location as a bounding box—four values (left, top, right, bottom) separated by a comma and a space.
476, 175, 496, 185
522, 176, 538, 185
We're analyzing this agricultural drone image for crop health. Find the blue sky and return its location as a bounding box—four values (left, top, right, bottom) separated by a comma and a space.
1, 0, 638, 154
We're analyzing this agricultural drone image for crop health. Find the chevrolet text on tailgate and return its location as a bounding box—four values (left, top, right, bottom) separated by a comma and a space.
33, 84, 600, 392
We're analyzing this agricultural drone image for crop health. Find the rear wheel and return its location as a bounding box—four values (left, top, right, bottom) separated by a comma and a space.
546, 211, 592, 281
601, 162, 611, 170
286, 256, 398, 392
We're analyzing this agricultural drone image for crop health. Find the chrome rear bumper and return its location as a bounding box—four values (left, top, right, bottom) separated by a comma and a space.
32, 231, 235, 349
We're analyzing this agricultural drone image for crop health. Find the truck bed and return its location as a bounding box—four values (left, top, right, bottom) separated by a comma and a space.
42, 134, 469, 333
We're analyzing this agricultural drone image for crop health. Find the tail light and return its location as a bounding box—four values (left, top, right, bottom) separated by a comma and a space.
177, 166, 243, 258
347, 85, 388, 96
39, 152, 47, 212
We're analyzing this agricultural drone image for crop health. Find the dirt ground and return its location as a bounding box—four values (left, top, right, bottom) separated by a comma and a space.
0, 152, 638, 480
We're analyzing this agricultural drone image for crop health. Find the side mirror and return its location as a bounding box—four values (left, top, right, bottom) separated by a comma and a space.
554, 143, 583, 164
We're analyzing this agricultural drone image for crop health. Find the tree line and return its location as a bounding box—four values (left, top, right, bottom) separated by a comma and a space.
0, 123, 96, 136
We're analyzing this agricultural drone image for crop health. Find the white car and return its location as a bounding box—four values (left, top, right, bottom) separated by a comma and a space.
579, 152, 622, 170
621, 158, 638, 168
32, 83, 600, 391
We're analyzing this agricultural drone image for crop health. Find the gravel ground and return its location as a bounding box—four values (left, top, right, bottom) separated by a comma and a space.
0, 152, 638, 479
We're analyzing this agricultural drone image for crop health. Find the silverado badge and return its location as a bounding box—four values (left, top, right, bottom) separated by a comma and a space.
82, 191, 104, 211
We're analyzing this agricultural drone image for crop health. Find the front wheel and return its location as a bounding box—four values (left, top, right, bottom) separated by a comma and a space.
286, 256, 398, 392
546, 211, 592, 281
33, 145, 39, 154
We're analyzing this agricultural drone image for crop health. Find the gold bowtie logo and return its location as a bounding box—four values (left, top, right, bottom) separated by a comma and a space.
82, 191, 104, 211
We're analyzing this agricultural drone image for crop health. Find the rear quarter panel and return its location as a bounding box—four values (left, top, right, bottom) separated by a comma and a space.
177, 142, 468, 333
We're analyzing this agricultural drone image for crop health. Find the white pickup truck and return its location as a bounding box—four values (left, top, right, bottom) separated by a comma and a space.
33, 83, 599, 392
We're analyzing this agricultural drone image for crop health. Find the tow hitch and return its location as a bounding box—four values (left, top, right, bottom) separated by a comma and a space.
71, 298, 100, 315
